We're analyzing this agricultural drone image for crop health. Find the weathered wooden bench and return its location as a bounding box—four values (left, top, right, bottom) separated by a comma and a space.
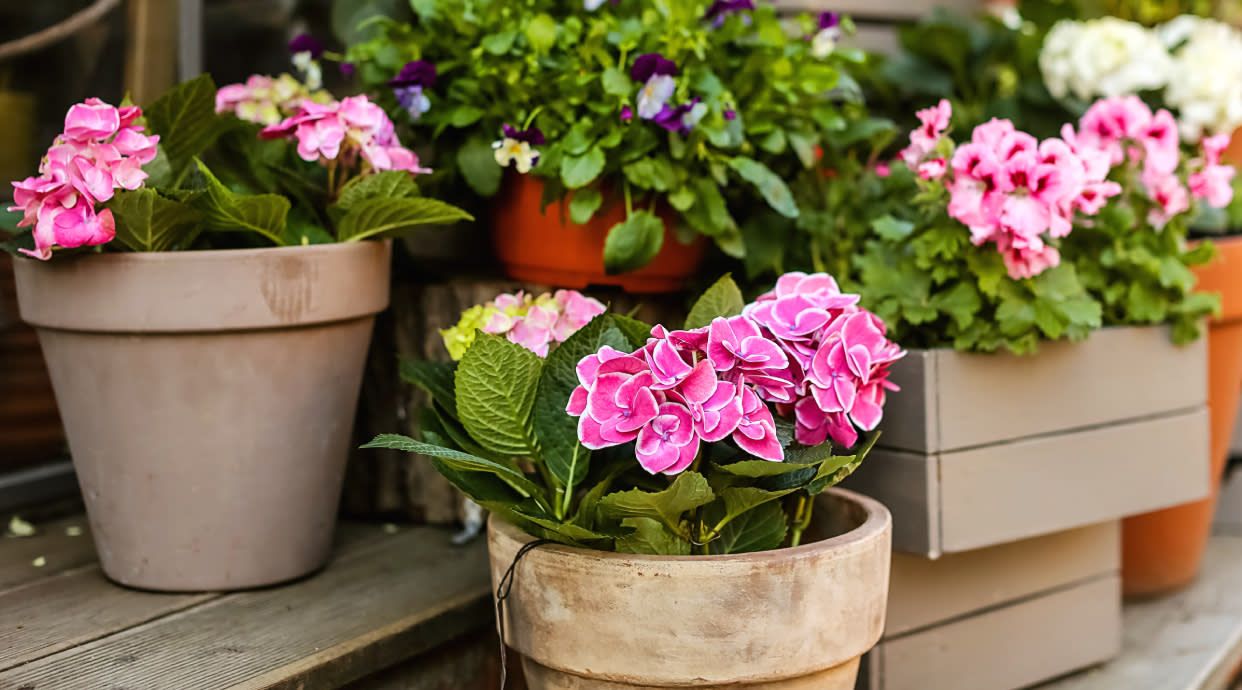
0, 514, 502, 689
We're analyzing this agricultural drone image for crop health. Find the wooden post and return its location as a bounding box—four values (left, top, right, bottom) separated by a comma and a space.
123, 0, 178, 103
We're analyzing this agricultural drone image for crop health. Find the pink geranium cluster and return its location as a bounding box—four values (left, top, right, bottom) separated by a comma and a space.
1063, 96, 1234, 226
567, 273, 904, 475
900, 99, 1120, 280
260, 95, 430, 174
483, 290, 607, 358
10, 99, 158, 260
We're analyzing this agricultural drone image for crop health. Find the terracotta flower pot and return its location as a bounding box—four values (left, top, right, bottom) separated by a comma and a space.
488, 488, 891, 689
12, 241, 391, 591
1122, 235, 1242, 596
492, 174, 707, 293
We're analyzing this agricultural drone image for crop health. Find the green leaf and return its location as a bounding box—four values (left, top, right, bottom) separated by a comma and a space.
515, 510, 614, 545
684, 274, 744, 329
623, 158, 678, 192
712, 501, 787, 554
145, 75, 227, 186
481, 30, 518, 55
448, 105, 485, 128
561, 147, 606, 189
718, 486, 797, 524
525, 13, 558, 53
610, 313, 655, 348
601, 68, 632, 97
603, 211, 664, 274
615, 517, 691, 555
728, 157, 798, 219
457, 135, 503, 197
333, 171, 419, 215
336, 197, 473, 242
716, 459, 812, 478
192, 160, 289, 245
598, 471, 714, 534
873, 215, 916, 241
806, 432, 878, 495
930, 281, 982, 330
107, 189, 202, 252
569, 188, 603, 225
455, 333, 543, 456
534, 316, 630, 497
399, 359, 457, 413
360, 434, 546, 505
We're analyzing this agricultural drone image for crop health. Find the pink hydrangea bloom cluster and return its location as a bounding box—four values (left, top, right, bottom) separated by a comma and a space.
215, 74, 327, 126
483, 290, 607, 358
1062, 96, 1235, 227
260, 95, 430, 174
900, 99, 1120, 280
567, 273, 904, 475
10, 99, 159, 260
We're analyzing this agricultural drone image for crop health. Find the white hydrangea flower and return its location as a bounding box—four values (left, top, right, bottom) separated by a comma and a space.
1161, 16, 1242, 141
1039, 18, 1171, 102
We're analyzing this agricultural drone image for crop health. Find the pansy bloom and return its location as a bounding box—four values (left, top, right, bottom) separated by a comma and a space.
493, 124, 545, 174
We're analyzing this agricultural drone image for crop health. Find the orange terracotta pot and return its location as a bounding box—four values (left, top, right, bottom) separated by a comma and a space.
492, 175, 707, 293
1122, 235, 1242, 597
1225, 128, 1242, 167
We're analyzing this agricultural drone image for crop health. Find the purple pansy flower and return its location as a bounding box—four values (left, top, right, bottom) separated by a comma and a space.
724, 109, 737, 121
630, 53, 679, 82
818, 11, 841, 29
288, 34, 324, 59
704, 0, 755, 26
652, 98, 703, 134
501, 123, 546, 145
339, 62, 356, 78
389, 60, 437, 88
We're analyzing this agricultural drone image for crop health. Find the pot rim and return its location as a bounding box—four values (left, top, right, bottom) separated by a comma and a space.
489, 486, 890, 564
9, 239, 384, 265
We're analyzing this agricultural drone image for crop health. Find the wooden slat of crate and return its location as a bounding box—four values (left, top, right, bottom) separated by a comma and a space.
848, 407, 1209, 556
864, 575, 1122, 690
0, 524, 490, 690
879, 327, 1207, 454
886, 523, 1117, 637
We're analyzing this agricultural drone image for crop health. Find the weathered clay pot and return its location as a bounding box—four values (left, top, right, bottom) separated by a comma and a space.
488, 488, 891, 689
13, 242, 391, 591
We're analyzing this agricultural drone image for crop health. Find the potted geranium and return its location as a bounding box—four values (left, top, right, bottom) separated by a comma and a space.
4, 74, 470, 591
366, 273, 899, 687
342, 0, 863, 292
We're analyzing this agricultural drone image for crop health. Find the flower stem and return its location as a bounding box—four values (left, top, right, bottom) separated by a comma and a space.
789, 495, 815, 548
623, 180, 633, 217
522, 106, 544, 131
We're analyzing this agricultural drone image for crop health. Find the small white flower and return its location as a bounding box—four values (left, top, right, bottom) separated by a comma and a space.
1162, 16, 1242, 140
584, 0, 607, 9
811, 28, 839, 59
292, 51, 323, 90
494, 138, 539, 174
636, 75, 676, 120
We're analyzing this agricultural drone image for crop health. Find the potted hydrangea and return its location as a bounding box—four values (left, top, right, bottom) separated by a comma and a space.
342, 0, 863, 291
366, 273, 900, 687
4, 74, 469, 591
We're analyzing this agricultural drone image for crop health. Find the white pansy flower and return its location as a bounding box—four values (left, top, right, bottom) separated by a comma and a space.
584, 0, 607, 9
636, 75, 676, 120
811, 28, 838, 59
493, 138, 538, 174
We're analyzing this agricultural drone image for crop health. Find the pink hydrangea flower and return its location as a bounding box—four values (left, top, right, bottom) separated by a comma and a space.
9, 98, 158, 260
567, 273, 904, 474
451, 289, 607, 360
261, 94, 431, 175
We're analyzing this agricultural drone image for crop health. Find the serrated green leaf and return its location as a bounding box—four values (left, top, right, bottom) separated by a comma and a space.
711, 500, 787, 554
715, 459, 810, 477
805, 431, 877, 495
603, 211, 664, 274
455, 333, 543, 457
598, 471, 714, 535
615, 517, 690, 555
569, 188, 603, 225
610, 313, 655, 348
361, 434, 546, 507
337, 197, 473, 242
931, 281, 982, 330
334, 171, 419, 215
729, 157, 798, 219
145, 75, 227, 186
108, 189, 202, 252
561, 147, 606, 189
684, 274, 744, 329
399, 358, 457, 413
192, 160, 288, 245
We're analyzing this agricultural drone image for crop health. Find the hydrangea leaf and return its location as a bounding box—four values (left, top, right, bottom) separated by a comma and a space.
108, 188, 203, 252
192, 160, 289, 246
684, 273, 745, 329
710, 500, 787, 554
455, 333, 543, 457
598, 471, 714, 535
336, 197, 473, 242
615, 517, 691, 555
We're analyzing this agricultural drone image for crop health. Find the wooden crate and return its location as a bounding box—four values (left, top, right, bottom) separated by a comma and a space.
844, 327, 1210, 556
859, 523, 1122, 690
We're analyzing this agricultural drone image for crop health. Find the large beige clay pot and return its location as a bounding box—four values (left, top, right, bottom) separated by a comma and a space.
488, 488, 891, 689
13, 241, 391, 591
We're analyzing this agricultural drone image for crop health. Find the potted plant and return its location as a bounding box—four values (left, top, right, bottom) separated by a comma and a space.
342, 0, 863, 292
365, 272, 900, 687
4, 73, 470, 591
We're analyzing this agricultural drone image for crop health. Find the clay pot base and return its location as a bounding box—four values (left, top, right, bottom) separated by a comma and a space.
522, 657, 859, 689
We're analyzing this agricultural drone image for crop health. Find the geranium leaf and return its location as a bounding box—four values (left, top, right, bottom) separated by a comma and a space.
192, 160, 289, 245
603, 211, 664, 274
684, 273, 744, 329
455, 333, 543, 457
336, 197, 473, 242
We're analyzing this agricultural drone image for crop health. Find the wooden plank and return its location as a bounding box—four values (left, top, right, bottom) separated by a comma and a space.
0, 514, 93, 590
1040, 535, 1242, 690
841, 446, 938, 555
880, 326, 1207, 454
0, 525, 491, 690
874, 576, 1121, 690
886, 523, 1118, 636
